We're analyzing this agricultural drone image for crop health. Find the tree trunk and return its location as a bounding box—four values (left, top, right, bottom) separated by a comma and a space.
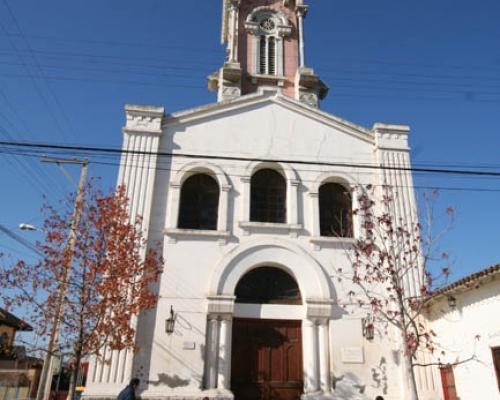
404, 352, 419, 400
66, 346, 82, 400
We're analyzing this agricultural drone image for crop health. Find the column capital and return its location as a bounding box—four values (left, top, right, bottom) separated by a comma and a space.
219, 314, 233, 322
296, 4, 309, 17
373, 123, 410, 151
208, 314, 220, 322
228, 0, 240, 10
206, 295, 236, 315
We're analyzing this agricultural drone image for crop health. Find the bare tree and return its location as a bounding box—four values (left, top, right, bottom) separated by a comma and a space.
335, 185, 456, 400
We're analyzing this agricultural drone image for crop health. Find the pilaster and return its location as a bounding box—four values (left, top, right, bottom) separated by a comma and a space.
373, 123, 422, 297
85, 105, 165, 396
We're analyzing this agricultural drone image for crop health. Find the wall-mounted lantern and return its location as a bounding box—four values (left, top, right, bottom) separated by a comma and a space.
447, 295, 457, 309
362, 317, 375, 340
165, 305, 176, 334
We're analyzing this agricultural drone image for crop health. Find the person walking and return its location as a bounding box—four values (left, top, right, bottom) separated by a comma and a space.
117, 378, 140, 400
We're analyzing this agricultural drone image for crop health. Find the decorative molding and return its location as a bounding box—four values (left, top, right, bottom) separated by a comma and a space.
171, 161, 231, 189
305, 298, 334, 319
123, 104, 164, 135
208, 238, 336, 301
309, 236, 355, 251
216, 63, 242, 102
164, 228, 230, 240
244, 7, 292, 38
250, 73, 287, 86
206, 295, 236, 316
373, 122, 411, 151
164, 92, 374, 144
295, 67, 329, 108
239, 221, 302, 232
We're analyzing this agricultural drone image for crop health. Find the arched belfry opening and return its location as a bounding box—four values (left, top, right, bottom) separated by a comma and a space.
235, 266, 302, 305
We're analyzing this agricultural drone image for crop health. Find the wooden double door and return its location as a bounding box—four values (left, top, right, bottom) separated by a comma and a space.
231, 318, 303, 400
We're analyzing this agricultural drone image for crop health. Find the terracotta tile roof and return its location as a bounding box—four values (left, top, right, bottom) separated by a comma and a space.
433, 263, 500, 297
0, 308, 32, 331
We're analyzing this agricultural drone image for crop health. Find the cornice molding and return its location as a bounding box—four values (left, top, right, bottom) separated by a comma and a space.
164, 92, 375, 144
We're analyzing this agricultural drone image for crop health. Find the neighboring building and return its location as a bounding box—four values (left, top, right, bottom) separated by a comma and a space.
428, 264, 500, 400
83, 1, 441, 400
0, 308, 41, 400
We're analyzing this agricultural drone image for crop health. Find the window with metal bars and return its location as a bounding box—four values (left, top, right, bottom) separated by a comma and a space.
250, 169, 286, 223
319, 182, 353, 237
178, 174, 219, 230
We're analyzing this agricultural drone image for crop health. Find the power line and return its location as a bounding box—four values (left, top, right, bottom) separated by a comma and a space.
0, 89, 68, 199
1, 139, 500, 179
1, 0, 76, 142
3, 146, 500, 194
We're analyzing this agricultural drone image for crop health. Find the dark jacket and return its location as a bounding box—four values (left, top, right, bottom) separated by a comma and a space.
117, 385, 136, 400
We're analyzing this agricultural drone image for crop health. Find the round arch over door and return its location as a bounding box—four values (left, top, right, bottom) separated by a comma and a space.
208, 239, 335, 302
232, 266, 303, 400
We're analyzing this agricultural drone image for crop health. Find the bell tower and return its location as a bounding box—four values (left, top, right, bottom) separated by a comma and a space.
208, 0, 329, 108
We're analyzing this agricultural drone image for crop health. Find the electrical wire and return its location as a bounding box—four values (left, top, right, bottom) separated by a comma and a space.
2, 140, 500, 177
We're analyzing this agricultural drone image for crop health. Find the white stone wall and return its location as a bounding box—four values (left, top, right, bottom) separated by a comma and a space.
428, 278, 500, 400
84, 93, 430, 400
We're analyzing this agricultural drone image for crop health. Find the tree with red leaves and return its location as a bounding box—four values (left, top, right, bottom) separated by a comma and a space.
0, 182, 163, 400
336, 185, 456, 400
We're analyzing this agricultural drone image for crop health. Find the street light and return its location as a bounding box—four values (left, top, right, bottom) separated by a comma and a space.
19, 223, 39, 232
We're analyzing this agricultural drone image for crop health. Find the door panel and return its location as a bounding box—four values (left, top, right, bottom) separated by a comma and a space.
231, 319, 303, 400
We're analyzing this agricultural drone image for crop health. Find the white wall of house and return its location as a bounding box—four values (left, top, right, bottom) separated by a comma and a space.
428, 275, 500, 400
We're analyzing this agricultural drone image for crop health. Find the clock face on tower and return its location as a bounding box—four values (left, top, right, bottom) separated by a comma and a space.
259, 18, 275, 33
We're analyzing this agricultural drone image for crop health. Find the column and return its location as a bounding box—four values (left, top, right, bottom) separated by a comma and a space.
206, 315, 220, 389
217, 316, 233, 390
296, 6, 307, 67
240, 176, 251, 222
318, 319, 331, 393
309, 192, 320, 237
218, 185, 231, 233
228, 1, 240, 63
288, 179, 300, 225
302, 319, 319, 393
166, 183, 181, 229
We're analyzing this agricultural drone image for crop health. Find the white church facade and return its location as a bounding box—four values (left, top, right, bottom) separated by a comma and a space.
83, 1, 447, 399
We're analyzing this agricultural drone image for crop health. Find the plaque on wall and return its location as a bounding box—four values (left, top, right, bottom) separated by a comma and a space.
341, 346, 364, 364
183, 341, 196, 350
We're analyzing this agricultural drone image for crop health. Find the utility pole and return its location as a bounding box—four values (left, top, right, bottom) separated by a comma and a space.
36, 158, 88, 400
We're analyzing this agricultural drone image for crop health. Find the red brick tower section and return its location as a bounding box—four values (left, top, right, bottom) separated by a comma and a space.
209, 0, 328, 108
238, 0, 298, 98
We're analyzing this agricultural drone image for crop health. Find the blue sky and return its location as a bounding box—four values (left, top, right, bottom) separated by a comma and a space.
0, 0, 499, 281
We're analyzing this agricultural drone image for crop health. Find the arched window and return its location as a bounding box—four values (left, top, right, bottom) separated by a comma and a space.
319, 182, 353, 237
235, 267, 302, 304
259, 36, 276, 75
178, 174, 219, 230
250, 169, 286, 223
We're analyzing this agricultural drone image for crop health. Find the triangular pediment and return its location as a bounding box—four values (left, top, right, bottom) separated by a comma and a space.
165, 92, 375, 144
